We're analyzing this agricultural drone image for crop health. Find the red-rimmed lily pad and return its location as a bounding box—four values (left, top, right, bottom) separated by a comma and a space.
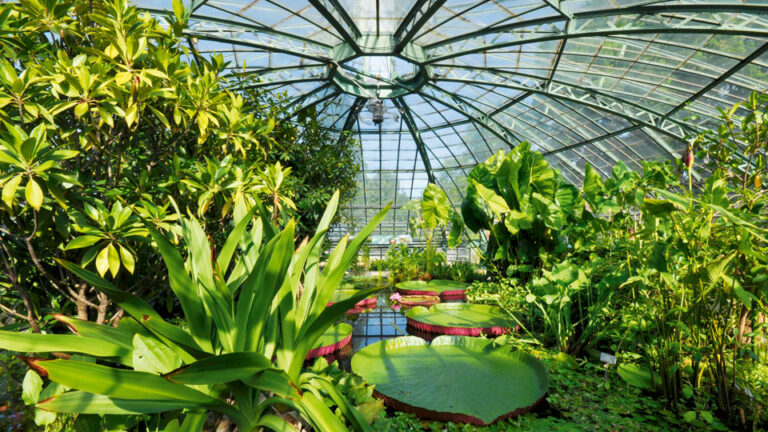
395, 280, 469, 300
351, 336, 549, 425
327, 289, 377, 314
398, 295, 440, 307
306, 323, 353, 360
406, 303, 512, 336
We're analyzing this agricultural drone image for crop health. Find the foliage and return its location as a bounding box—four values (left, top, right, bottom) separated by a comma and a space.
457, 92, 768, 429
1, 193, 390, 431
0, 0, 360, 338
374, 342, 712, 432
460, 143, 581, 276
403, 183, 462, 275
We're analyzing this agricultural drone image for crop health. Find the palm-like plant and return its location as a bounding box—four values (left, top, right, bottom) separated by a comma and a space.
0, 191, 390, 431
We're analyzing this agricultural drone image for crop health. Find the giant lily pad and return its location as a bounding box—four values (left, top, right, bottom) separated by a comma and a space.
395, 279, 469, 300
351, 336, 548, 425
306, 323, 353, 360
327, 289, 377, 314
398, 295, 440, 308
406, 303, 513, 336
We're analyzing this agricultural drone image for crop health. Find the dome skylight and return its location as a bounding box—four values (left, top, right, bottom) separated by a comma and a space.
137, 0, 768, 233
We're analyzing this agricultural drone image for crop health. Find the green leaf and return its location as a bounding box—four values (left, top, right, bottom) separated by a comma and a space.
30, 359, 220, 404
581, 163, 604, 198
64, 235, 103, 250
473, 181, 509, 216
351, 336, 548, 425
0, 330, 130, 359
95, 246, 110, 277
2, 174, 21, 207
74, 102, 89, 118
447, 212, 464, 248
107, 244, 120, 278
25, 178, 43, 210
119, 245, 135, 274
37, 391, 200, 415
643, 199, 680, 216
23, 370, 44, 405
421, 183, 451, 230
683, 411, 697, 423
132, 334, 181, 374
164, 352, 272, 385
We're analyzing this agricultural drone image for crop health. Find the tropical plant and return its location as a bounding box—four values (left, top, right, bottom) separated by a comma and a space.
0, 193, 391, 431
351, 336, 549, 426
403, 183, 462, 276
460, 143, 581, 277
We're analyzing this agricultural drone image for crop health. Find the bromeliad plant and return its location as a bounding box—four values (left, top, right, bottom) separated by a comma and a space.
0, 192, 390, 431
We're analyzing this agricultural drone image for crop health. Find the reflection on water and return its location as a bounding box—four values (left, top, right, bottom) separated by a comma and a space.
326, 284, 466, 370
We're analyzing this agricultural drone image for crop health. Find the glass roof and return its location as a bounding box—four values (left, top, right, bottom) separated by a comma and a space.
138, 0, 768, 234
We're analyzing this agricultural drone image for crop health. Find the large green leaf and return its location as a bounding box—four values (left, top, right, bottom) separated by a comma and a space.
405, 303, 513, 330
37, 391, 200, 414
395, 280, 468, 295
0, 331, 129, 359
351, 336, 548, 425
421, 183, 451, 230
164, 352, 272, 385
28, 359, 220, 404
311, 323, 352, 352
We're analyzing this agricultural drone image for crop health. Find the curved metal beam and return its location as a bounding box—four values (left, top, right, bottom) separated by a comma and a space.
308, 0, 362, 54
424, 5, 768, 63
394, 0, 446, 52
434, 68, 691, 139
393, 98, 436, 184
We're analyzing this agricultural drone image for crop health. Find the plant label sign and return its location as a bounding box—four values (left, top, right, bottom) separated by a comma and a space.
600, 352, 617, 365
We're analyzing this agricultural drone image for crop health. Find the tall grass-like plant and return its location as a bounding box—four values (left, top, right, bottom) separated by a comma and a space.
0, 191, 390, 431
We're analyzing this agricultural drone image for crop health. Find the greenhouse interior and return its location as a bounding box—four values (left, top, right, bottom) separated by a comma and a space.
2, 0, 768, 430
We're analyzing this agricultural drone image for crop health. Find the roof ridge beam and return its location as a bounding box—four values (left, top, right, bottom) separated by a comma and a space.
308, 0, 362, 54
394, 0, 446, 53
424, 5, 768, 63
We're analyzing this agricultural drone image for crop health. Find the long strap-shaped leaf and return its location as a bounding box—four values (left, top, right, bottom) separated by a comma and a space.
234, 221, 295, 352
37, 391, 201, 415
288, 287, 380, 378
0, 331, 128, 359
29, 359, 222, 404
305, 203, 391, 329
300, 390, 349, 431
257, 414, 297, 432
179, 216, 236, 351
164, 352, 272, 385
306, 375, 374, 432
143, 223, 213, 352
52, 314, 133, 349
216, 206, 257, 275
56, 260, 204, 360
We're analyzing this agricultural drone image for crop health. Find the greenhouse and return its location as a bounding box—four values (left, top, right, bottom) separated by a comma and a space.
0, 0, 767, 430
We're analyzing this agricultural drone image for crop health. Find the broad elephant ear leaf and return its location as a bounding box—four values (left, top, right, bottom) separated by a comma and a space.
448, 211, 464, 248
421, 183, 451, 230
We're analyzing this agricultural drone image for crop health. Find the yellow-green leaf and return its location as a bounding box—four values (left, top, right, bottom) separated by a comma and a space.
74, 102, 89, 118
2, 174, 22, 208
107, 243, 120, 278
95, 246, 110, 277
119, 245, 135, 274
25, 178, 43, 210
125, 104, 138, 127
115, 71, 132, 86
